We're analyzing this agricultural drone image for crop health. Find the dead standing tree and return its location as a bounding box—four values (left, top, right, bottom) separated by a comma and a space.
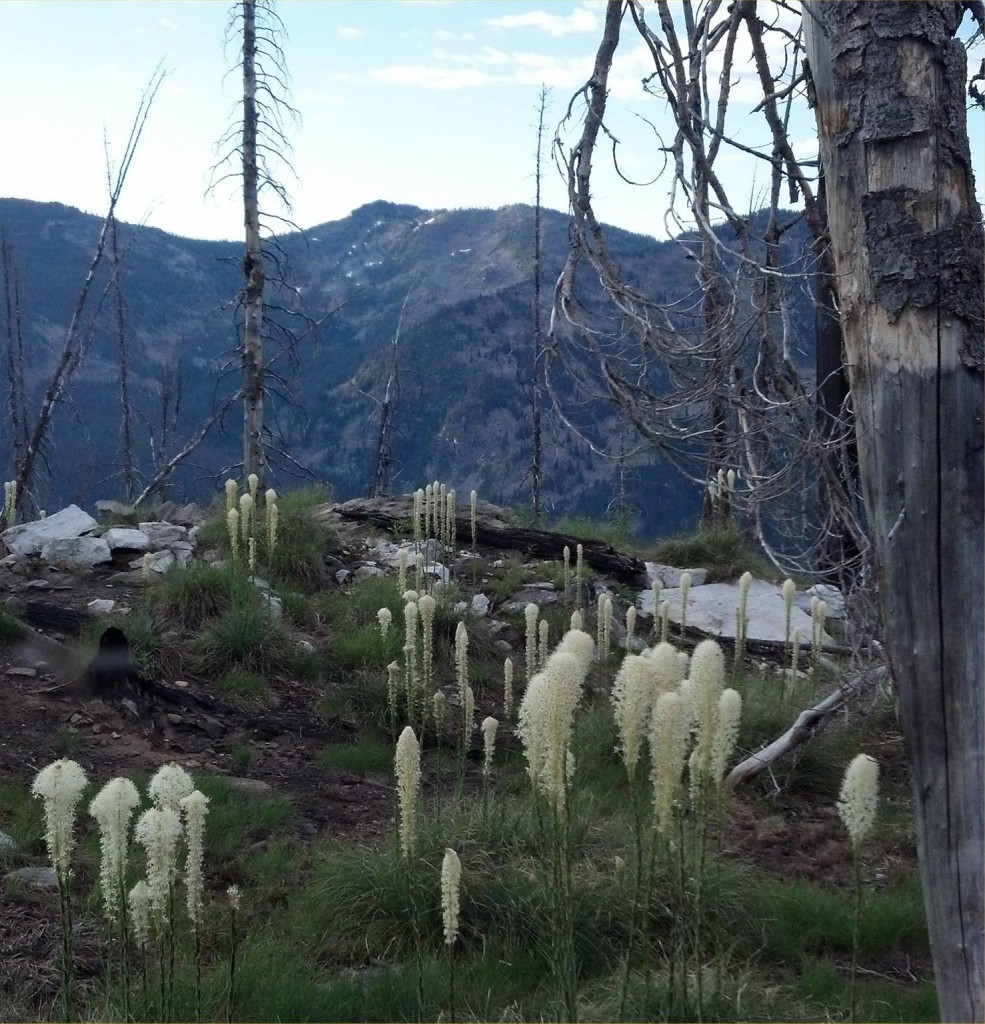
211, 0, 299, 488
548, 0, 867, 577
804, 5, 984, 1019
11, 70, 162, 513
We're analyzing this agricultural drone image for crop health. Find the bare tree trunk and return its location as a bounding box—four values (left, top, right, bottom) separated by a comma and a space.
370, 292, 409, 498
813, 169, 859, 584
241, 0, 265, 483
109, 215, 135, 502
804, 6, 983, 1019
531, 86, 549, 523
2, 231, 27, 476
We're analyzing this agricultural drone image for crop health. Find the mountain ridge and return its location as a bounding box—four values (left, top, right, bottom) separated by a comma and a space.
0, 196, 812, 535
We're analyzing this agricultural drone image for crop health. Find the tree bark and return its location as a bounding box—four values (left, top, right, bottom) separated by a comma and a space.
804, 5, 984, 1019
241, 0, 265, 482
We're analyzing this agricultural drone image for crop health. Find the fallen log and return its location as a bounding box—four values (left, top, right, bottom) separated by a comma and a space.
328, 495, 648, 585
725, 665, 889, 787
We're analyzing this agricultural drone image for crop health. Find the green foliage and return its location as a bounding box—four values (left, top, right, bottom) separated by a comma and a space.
650, 523, 773, 582
318, 739, 394, 777
332, 621, 403, 671
152, 560, 248, 627
548, 514, 633, 548
193, 597, 298, 679
263, 486, 337, 589
0, 608, 24, 644
217, 670, 270, 699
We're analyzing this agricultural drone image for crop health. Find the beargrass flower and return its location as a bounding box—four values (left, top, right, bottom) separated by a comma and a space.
710, 689, 742, 785
397, 547, 409, 594
266, 490, 278, 552
32, 758, 89, 878
597, 594, 612, 661
645, 641, 684, 694
838, 754, 879, 847
649, 691, 691, 835
179, 790, 210, 925
149, 763, 194, 811
433, 690, 447, 734
470, 489, 477, 548
525, 603, 539, 679
441, 848, 462, 946
554, 628, 595, 671
224, 478, 238, 513
503, 658, 514, 720
626, 605, 636, 643
227, 508, 240, 560
689, 639, 726, 781
247, 473, 259, 502
463, 686, 476, 738
227, 884, 241, 911
481, 716, 498, 777
134, 805, 182, 916
239, 492, 253, 544
395, 727, 421, 859
611, 654, 655, 782
413, 490, 424, 545
378, 607, 392, 641
570, 609, 583, 631
455, 621, 469, 698
129, 880, 151, 950
89, 776, 141, 920
680, 572, 692, 632
518, 642, 591, 809
538, 617, 549, 671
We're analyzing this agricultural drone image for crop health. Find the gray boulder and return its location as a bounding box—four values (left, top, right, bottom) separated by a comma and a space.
103, 527, 150, 552
638, 578, 834, 646
1, 504, 98, 557
41, 536, 112, 568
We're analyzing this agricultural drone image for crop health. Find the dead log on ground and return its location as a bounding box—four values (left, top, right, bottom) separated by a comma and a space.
328, 495, 648, 585
725, 665, 889, 788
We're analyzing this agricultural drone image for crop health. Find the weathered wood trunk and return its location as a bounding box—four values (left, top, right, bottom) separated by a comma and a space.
803, 5, 983, 1019
241, 0, 265, 482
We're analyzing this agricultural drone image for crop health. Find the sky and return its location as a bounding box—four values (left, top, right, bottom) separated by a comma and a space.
1, 0, 982, 243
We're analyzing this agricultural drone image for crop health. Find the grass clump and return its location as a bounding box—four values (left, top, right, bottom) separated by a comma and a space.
650, 522, 772, 582
152, 561, 247, 627
216, 670, 270, 699
193, 597, 297, 679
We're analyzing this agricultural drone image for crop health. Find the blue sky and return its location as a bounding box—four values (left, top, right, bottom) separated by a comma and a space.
1, 1, 982, 242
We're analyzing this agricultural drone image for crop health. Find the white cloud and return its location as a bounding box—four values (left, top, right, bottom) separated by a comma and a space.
485, 7, 599, 37
338, 26, 366, 39
370, 64, 491, 89
435, 45, 511, 66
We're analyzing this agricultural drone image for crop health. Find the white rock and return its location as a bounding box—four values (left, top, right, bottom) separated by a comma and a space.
259, 592, 282, 619
637, 578, 834, 646
138, 522, 188, 548
503, 584, 558, 612
170, 541, 195, 567
130, 549, 175, 574
41, 536, 112, 568
102, 527, 150, 552
335, 569, 351, 585
470, 593, 490, 617
6, 866, 58, 889
644, 563, 709, 588
354, 564, 385, 581
795, 583, 847, 620
2, 504, 98, 557
0, 830, 17, 851
87, 599, 116, 615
